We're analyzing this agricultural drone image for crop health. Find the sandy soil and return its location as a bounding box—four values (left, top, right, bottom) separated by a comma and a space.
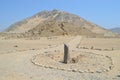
0, 36, 120, 80
78, 37, 120, 50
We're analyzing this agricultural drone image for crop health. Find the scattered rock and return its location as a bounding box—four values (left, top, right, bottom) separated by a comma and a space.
117, 75, 120, 77
32, 51, 113, 73
70, 57, 79, 63
14, 45, 18, 47
91, 46, 94, 49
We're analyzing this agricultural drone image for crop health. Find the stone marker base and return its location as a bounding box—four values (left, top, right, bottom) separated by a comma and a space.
31, 50, 113, 73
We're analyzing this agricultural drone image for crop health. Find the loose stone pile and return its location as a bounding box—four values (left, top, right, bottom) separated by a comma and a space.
32, 50, 113, 73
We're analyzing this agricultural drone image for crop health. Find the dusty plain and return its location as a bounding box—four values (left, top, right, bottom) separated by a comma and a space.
0, 36, 120, 80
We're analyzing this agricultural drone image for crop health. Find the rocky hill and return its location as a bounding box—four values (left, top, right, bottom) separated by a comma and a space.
110, 27, 120, 34
4, 9, 117, 38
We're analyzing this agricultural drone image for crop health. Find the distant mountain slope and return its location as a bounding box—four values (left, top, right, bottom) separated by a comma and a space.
4, 10, 117, 37
110, 27, 120, 34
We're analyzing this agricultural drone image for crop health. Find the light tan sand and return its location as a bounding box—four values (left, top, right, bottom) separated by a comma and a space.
0, 36, 120, 80
78, 37, 120, 50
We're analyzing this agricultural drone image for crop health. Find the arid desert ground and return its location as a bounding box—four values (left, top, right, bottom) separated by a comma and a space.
0, 36, 120, 80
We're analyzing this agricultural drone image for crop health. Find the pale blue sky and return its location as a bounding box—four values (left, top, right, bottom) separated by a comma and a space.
0, 0, 120, 31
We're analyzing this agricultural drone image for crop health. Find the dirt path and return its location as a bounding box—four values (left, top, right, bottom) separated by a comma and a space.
0, 36, 120, 80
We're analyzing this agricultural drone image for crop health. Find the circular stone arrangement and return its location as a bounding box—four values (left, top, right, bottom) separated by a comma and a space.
32, 50, 113, 73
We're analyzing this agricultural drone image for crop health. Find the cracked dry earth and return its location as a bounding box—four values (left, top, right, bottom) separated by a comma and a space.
0, 36, 120, 80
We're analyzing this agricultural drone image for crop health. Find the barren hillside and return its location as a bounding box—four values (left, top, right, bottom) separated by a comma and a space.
110, 27, 120, 34
4, 10, 117, 37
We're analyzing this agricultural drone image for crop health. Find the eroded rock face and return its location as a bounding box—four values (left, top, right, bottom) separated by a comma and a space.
31, 50, 113, 73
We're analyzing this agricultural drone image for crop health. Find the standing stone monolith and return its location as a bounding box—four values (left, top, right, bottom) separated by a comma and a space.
63, 44, 70, 64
